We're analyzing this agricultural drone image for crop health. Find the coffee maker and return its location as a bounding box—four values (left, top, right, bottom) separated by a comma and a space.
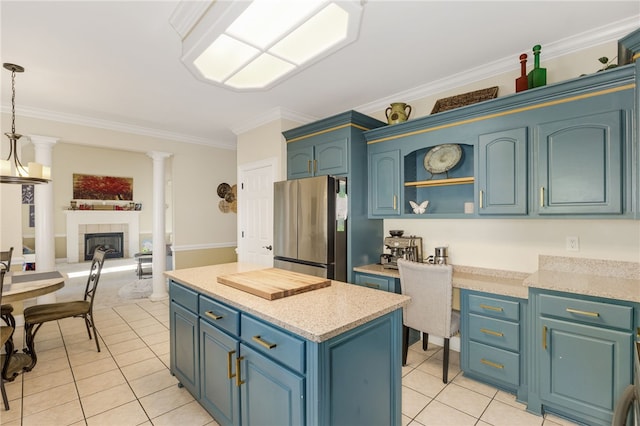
381, 230, 423, 269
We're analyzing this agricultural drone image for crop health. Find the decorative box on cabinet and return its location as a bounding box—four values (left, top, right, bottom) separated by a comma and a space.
528, 289, 638, 426
283, 110, 387, 282
460, 290, 528, 401
169, 280, 404, 426
478, 128, 528, 215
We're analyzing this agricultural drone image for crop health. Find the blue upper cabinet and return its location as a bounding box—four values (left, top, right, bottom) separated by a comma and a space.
369, 148, 401, 216
364, 65, 636, 219
536, 110, 623, 215
287, 137, 349, 178
478, 128, 528, 215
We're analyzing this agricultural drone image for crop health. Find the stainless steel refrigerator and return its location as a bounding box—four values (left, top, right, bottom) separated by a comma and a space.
273, 175, 347, 281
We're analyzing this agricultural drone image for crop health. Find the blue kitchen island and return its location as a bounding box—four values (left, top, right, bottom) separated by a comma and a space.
165, 262, 410, 426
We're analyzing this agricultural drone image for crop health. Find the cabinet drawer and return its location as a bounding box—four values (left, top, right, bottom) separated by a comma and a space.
468, 341, 520, 386
355, 274, 391, 292
241, 315, 305, 374
468, 294, 519, 321
538, 294, 633, 330
199, 296, 240, 336
468, 314, 520, 352
170, 281, 198, 312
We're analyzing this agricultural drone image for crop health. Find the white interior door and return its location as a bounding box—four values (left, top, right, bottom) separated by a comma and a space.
237, 158, 277, 266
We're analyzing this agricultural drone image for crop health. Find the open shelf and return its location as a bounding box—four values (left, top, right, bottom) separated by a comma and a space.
404, 177, 474, 188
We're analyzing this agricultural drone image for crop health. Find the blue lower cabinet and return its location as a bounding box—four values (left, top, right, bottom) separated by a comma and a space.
169, 280, 403, 426
529, 289, 637, 426
354, 271, 399, 293
239, 342, 304, 426
200, 320, 240, 426
169, 284, 199, 398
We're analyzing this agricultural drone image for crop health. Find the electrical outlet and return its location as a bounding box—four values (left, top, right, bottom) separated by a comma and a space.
566, 236, 579, 251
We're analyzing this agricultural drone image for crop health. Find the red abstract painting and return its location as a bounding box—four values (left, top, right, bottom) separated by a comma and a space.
73, 174, 133, 200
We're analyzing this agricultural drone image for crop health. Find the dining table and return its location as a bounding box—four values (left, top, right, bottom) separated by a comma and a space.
1, 269, 66, 381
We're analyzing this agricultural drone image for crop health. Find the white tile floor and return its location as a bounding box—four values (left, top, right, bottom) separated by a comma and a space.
1, 261, 579, 426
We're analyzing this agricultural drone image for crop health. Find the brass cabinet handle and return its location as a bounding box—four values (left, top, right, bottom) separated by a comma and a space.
479, 304, 503, 312
479, 190, 484, 209
252, 335, 277, 349
307, 160, 311, 174
566, 307, 600, 317
393, 195, 397, 210
227, 350, 236, 379
480, 328, 504, 337
205, 311, 223, 320
235, 356, 245, 386
542, 325, 547, 350
540, 187, 544, 207
481, 359, 504, 369
364, 282, 380, 289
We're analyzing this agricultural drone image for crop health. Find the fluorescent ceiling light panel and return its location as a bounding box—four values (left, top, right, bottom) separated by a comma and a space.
270, 3, 349, 65
193, 34, 258, 82
225, 53, 296, 89
226, 0, 324, 49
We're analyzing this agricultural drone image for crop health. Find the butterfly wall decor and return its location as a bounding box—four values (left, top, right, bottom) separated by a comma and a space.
409, 200, 429, 214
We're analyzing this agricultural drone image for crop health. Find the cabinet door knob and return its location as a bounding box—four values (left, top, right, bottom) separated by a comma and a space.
540, 187, 545, 207
227, 350, 236, 379
236, 356, 245, 386
542, 325, 548, 350
205, 311, 223, 320
252, 335, 277, 349
479, 190, 484, 209
393, 195, 397, 211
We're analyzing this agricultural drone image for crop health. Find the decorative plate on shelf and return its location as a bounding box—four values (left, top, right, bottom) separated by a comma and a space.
423, 144, 462, 174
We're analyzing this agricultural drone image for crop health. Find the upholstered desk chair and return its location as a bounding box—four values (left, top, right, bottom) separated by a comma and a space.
23, 248, 108, 369
1, 268, 14, 410
0, 247, 14, 328
397, 259, 460, 383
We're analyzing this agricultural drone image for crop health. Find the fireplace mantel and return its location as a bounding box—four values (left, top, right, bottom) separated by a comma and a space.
65, 210, 140, 263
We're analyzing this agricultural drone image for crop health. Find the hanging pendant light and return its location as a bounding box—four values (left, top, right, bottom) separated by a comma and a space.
1, 63, 50, 184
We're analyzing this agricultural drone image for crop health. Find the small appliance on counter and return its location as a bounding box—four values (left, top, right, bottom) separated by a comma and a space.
426, 246, 449, 265
381, 230, 423, 269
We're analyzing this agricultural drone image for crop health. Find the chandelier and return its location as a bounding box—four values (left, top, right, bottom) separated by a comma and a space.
1, 63, 50, 184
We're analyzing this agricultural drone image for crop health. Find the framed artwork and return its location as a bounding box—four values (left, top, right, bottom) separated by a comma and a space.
73, 173, 133, 200
22, 184, 34, 204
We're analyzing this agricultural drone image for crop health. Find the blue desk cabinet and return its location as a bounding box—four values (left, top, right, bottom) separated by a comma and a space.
169, 280, 404, 426
283, 111, 387, 282
535, 110, 623, 215
354, 271, 399, 293
528, 289, 637, 425
369, 148, 401, 217
478, 128, 528, 215
460, 290, 528, 401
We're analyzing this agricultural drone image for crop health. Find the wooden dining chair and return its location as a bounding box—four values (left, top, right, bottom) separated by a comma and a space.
23, 247, 109, 370
0, 247, 14, 328
0, 268, 14, 410
397, 259, 460, 383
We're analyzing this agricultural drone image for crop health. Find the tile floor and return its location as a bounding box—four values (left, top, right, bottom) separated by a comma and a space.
1, 261, 579, 426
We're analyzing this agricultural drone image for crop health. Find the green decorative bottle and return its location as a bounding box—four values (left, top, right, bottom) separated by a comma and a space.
527, 44, 546, 89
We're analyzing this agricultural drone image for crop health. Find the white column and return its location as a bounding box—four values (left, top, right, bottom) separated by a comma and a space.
147, 151, 172, 301
30, 135, 58, 303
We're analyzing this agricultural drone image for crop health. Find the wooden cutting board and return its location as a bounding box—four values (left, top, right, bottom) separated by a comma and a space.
217, 268, 331, 300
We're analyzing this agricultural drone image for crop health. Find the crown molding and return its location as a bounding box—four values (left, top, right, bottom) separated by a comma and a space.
231, 107, 319, 135
0, 104, 237, 151
355, 16, 640, 115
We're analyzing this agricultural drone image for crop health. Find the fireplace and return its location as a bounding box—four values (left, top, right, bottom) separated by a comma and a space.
84, 232, 124, 260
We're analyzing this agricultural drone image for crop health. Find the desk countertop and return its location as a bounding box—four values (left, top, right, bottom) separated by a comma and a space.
354, 255, 640, 303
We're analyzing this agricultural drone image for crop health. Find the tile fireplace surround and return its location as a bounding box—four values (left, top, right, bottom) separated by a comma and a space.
65, 210, 140, 263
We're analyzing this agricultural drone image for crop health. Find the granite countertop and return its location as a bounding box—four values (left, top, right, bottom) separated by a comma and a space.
165, 262, 410, 343
353, 263, 530, 299
354, 255, 640, 303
